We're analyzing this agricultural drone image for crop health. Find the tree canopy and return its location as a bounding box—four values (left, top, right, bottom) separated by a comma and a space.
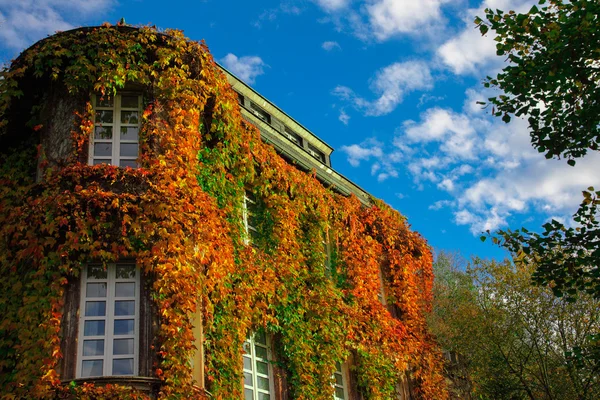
429, 253, 600, 400
476, 0, 600, 164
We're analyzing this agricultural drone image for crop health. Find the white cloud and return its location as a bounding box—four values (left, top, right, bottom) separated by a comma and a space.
220, 54, 267, 84
333, 61, 433, 116
0, 0, 113, 50
313, 0, 351, 12
254, 3, 303, 28
338, 108, 350, 125
437, 26, 498, 75
366, 0, 453, 40
342, 85, 600, 234
438, 178, 455, 192
430, 200, 454, 210
339, 140, 383, 166
322, 41, 341, 51
436, 0, 537, 75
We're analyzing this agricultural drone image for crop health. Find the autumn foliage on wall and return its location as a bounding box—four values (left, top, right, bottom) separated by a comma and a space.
0, 24, 447, 399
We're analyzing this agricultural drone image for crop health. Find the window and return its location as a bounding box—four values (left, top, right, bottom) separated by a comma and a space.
91, 94, 141, 168
243, 191, 259, 245
307, 143, 325, 163
236, 91, 245, 106
333, 362, 349, 400
243, 331, 274, 400
250, 102, 271, 124
283, 126, 303, 147
77, 263, 139, 378
323, 229, 331, 271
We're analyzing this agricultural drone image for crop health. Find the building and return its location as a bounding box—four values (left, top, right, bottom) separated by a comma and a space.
0, 24, 447, 399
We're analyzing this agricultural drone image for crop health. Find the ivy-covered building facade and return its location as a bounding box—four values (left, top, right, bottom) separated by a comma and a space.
0, 25, 447, 400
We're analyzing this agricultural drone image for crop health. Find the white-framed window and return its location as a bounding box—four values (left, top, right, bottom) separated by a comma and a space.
90, 94, 141, 168
307, 143, 325, 163
323, 229, 331, 272
243, 331, 274, 400
283, 126, 303, 147
243, 191, 258, 245
333, 362, 349, 400
249, 102, 271, 124
76, 263, 139, 378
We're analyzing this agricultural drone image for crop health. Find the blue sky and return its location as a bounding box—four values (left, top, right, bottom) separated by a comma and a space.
2, 0, 598, 261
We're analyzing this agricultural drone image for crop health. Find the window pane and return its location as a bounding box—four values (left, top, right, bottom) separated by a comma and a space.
258, 376, 270, 390
120, 126, 139, 141
244, 389, 254, 400
121, 111, 139, 124
114, 319, 135, 335
85, 301, 106, 317
86, 282, 106, 298
254, 331, 266, 345
93, 159, 110, 165
94, 126, 113, 139
256, 360, 268, 375
335, 373, 343, 385
121, 95, 139, 108
258, 393, 270, 400
94, 143, 112, 157
119, 159, 138, 168
244, 372, 252, 386
83, 339, 104, 356
243, 341, 251, 354
115, 282, 135, 297
243, 356, 252, 371
88, 265, 107, 279
116, 265, 136, 279
115, 300, 135, 316
84, 320, 105, 336
120, 143, 138, 157
113, 338, 134, 355
97, 97, 114, 107
335, 387, 345, 399
255, 345, 267, 360
112, 358, 134, 375
81, 360, 103, 377
95, 110, 113, 124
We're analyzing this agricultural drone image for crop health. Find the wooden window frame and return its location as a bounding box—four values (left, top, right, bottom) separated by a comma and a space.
243, 331, 276, 399
249, 102, 271, 124
90, 93, 141, 168
307, 143, 325, 163
333, 361, 350, 400
76, 263, 140, 378
243, 191, 258, 245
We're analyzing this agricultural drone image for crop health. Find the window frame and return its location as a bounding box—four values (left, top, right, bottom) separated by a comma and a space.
283, 126, 303, 147
249, 101, 271, 124
243, 331, 275, 400
307, 143, 326, 163
76, 263, 140, 378
90, 93, 142, 168
243, 191, 258, 245
333, 361, 350, 400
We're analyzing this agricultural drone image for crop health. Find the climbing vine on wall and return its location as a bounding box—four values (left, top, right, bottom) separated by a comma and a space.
0, 23, 447, 400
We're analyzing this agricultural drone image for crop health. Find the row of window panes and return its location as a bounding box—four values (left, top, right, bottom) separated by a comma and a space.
79, 263, 350, 399
235, 91, 327, 164
78, 263, 138, 378
91, 94, 140, 168
243, 331, 272, 400
244, 192, 259, 245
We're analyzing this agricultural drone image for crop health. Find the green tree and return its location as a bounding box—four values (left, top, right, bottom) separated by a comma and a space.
476, 0, 600, 351
476, 0, 600, 162
429, 253, 600, 399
